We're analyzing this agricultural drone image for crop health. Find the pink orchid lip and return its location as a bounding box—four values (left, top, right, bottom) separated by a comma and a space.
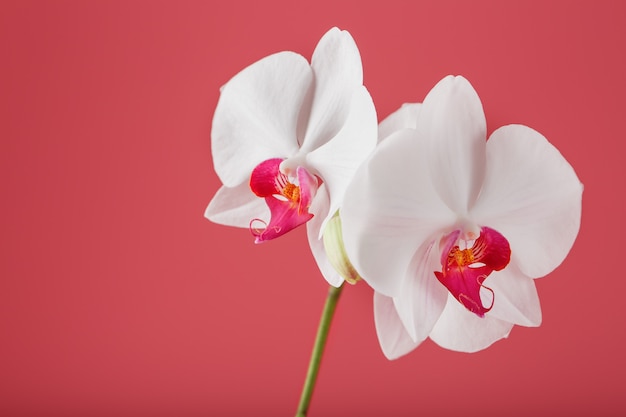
248, 158, 318, 243
435, 226, 511, 317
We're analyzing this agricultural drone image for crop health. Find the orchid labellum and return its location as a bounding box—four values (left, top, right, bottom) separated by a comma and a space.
205, 27, 377, 286
341, 76, 583, 357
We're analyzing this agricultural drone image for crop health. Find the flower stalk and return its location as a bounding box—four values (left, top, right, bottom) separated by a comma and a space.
295, 283, 344, 417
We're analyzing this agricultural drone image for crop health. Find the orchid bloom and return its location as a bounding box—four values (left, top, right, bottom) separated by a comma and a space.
341, 76, 583, 357
205, 27, 377, 286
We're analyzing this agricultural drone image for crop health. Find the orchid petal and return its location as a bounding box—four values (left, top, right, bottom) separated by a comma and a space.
430, 295, 514, 353
342, 128, 456, 297
307, 185, 343, 287
417, 75, 487, 215
300, 27, 364, 153
378, 103, 421, 142
307, 86, 378, 235
392, 240, 448, 343
205, 183, 268, 228
487, 263, 542, 327
212, 52, 312, 187
374, 292, 420, 360
471, 125, 583, 278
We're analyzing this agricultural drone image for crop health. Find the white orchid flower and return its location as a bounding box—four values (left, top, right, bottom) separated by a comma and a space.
342, 75, 583, 357
205, 27, 377, 287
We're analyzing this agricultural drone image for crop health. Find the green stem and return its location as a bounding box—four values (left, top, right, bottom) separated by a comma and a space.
295, 283, 344, 417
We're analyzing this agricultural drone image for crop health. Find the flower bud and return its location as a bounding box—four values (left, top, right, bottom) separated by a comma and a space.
322, 211, 361, 284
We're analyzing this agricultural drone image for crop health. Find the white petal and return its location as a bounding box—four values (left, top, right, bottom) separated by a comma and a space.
429, 295, 514, 353
374, 292, 420, 360
417, 75, 487, 215
487, 263, 542, 327
471, 124, 583, 278
306, 86, 378, 235
378, 103, 421, 142
300, 28, 364, 153
212, 52, 312, 186
307, 185, 343, 287
342, 128, 455, 297
392, 239, 448, 342
205, 183, 268, 227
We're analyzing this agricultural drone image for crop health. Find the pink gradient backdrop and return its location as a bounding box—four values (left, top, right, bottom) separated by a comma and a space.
1, 1, 624, 415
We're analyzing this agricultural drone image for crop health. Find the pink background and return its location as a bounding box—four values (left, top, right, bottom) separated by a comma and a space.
2, 1, 624, 415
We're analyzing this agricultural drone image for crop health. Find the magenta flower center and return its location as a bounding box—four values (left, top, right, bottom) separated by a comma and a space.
435, 227, 511, 317
248, 158, 318, 243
